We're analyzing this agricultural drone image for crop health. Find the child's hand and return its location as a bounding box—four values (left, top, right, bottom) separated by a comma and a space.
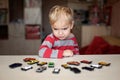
63, 50, 73, 57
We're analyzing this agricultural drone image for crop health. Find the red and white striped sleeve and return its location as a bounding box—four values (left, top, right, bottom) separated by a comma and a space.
38, 34, 63, 58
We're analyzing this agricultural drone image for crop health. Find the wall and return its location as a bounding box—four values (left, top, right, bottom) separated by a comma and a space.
111, 0, 120, 37
0, 23, 41, 55
67, 2, 89, 47
81, 25, 111, 47
0, 0, 42, 55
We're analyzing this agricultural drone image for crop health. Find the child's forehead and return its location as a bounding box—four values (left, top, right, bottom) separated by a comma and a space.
56, 14, 71, 22
53, 18, 70, 26
52, 21, 70, 28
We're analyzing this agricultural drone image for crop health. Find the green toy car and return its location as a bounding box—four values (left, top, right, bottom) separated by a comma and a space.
48, 62, 54, 68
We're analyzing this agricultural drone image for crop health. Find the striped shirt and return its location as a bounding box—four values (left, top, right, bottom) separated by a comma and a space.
38, 33, 79, 58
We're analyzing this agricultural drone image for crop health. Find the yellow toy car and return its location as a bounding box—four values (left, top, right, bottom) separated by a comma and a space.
37, 62, 47, 66
61, 64, 70, 69
27, 60, 39, 65
98, 62, 111, 66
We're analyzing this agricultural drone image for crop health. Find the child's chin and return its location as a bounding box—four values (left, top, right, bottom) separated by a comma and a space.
58, 37, 65, 40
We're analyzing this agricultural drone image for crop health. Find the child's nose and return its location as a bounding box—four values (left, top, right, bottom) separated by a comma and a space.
58, 30, 63, 35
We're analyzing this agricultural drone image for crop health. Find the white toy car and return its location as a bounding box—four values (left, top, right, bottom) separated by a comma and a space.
90, 64, 102, 69
52, 68, 60, 73
21, 66, 33, 71
36, 66, 47, 72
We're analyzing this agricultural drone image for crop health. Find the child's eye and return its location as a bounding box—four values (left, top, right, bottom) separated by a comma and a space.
53, 28, 58, 30
63, 27, 68, 30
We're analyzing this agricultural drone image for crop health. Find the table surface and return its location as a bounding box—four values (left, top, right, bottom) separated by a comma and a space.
0, 55, 120, 80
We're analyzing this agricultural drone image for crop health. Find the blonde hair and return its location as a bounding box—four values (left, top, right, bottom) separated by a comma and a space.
49, 5, 74, 25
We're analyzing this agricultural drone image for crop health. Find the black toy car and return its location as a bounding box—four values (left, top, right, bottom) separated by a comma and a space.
70, 67, 81, 73
9, 63, 22, 68
82, 66, 94, 71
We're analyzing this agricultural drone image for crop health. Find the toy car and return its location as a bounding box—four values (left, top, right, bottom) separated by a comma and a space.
52, 68, 60, 73
80, 60, 92, 64
98, 62, 111, 66
70, 67, 81, 73
48, 62, 54, 68
21, 66, 33, 71
67, 61, 80, 66
36, 66, 47, 72
27, 60, 39, 65
9, 63, 22, 68
23, 58, 36, 62
37, 62, 47, 66
90, 64, 102, 69
82, 66, 94, 71
61, 64, 70, 69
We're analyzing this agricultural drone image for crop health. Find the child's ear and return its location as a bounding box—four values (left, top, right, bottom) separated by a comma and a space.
70, 21, 74, 29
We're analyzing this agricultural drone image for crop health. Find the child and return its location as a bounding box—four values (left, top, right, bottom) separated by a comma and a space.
38, 5, 79, 58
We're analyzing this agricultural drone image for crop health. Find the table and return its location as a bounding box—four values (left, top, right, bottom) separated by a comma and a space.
0, 55, 120, 80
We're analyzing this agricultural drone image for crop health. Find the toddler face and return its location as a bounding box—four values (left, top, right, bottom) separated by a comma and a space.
51, 15, 73, 40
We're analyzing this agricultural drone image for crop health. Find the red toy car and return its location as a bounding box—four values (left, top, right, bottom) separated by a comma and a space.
67, 61, 80, 66
23, 58, 36, 62
80, 60, 92, 64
